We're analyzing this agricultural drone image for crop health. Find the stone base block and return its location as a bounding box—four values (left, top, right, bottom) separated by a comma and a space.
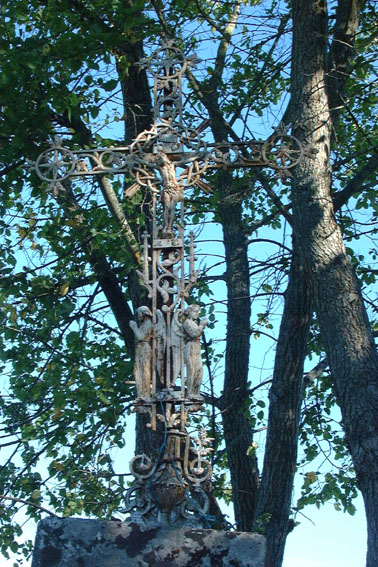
31, 517, 265, 567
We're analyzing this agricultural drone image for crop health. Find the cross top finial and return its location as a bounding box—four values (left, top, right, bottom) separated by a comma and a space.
137, 41, 199, 137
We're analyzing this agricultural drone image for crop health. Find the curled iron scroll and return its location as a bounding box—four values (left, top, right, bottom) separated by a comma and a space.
129, 454, 157, 480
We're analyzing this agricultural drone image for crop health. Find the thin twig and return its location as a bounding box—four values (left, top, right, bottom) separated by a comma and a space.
0, 495, 59, 518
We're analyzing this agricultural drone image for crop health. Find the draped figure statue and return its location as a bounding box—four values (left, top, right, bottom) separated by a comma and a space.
182, 304, 208, 399
129, 306, 154, 399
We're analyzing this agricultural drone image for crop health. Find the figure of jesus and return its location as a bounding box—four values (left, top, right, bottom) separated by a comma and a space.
156, 151, 184, 236
183, 304, 208, 399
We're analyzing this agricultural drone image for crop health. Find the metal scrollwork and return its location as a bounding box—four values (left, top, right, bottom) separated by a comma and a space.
129, 454, 157, 479
181, 488, 209, 521
30, 48, 304, 197
137, 40, 196, 131
184, 430, 213, 485
124, 429, 213, 527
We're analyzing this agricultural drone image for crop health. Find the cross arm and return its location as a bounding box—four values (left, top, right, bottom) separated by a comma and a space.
27, 125, 307, 192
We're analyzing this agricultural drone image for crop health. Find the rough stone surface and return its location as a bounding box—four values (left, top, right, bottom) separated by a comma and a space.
31, 517, 265, 567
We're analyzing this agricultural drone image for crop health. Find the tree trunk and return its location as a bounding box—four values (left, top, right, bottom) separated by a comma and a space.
115, 35, 155, 455
117, 38, 153, 144
217, 168, 260, 531
197, 91, 260, 529
291, 2, 378, 565
253, 246, 312, 567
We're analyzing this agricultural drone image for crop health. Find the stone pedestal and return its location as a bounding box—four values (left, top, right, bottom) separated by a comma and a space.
31, 517, 265, 567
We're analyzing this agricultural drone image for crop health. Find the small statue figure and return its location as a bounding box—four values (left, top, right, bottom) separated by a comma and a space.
171, 310, 183, 388
129, 306, 154, 399
183, 304, 208, 399
156, 151, 183, 236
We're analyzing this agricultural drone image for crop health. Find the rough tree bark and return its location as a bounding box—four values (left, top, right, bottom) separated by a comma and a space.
216, 168, 260, 531
291, 1, 378, 566
202, 86, 260, 529
253, 246, 312, 567
251, 3, 370, 565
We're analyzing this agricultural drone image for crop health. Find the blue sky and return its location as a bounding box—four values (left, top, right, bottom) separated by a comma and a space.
283, 498, 367, 567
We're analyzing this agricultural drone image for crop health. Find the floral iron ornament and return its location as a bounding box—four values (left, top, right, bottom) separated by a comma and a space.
28, 40, 307, 527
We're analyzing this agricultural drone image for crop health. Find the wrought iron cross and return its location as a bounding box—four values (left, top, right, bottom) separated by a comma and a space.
29, 40, 303, 527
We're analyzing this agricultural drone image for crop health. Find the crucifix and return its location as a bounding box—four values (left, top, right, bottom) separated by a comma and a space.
29, 40, 304, 527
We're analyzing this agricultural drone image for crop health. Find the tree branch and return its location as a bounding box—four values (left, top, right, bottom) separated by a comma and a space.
333, 151, 378, 211
230, 14, 290, 127
328, 0, 365, 129
98, 176, 141, 262
0, 160, 24, 177
303, 358, 329, 386
150, 0, 170, 36
209, 2, 241, 91
56, 182, 136, 350
0, 494, 59, 518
